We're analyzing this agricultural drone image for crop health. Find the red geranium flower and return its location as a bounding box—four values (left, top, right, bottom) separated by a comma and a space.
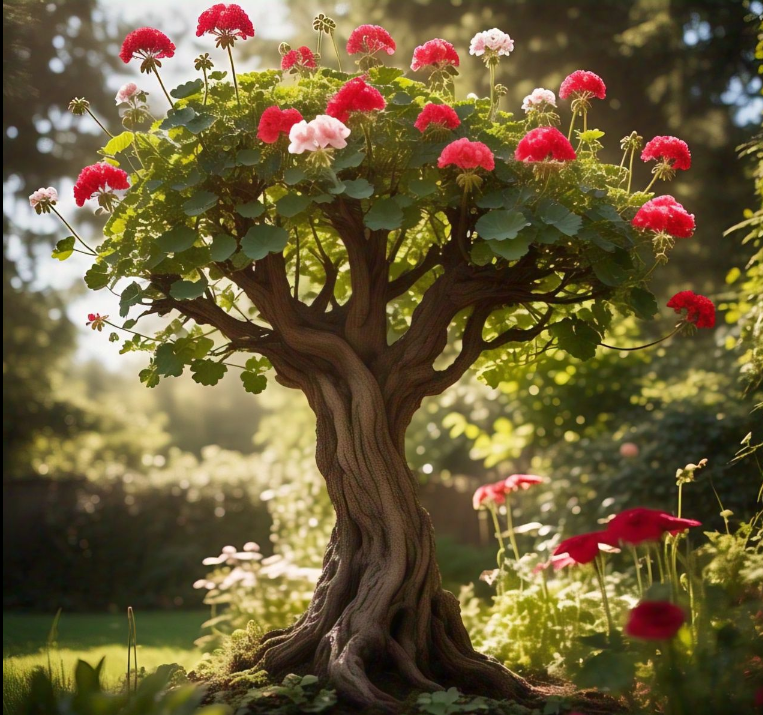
607, 508, 702, 545
625, 601, 685, 640
559, 70, 607, 100
631, 195, 695, 239
325, 77, 386, 124
119, 27, 176, 66
438, 138, 495, 171
666, 290, 716, 329
73, 163, 130, 207
281, 46, 317, 71
658, 513, 702, 536
504, 474, 545, 492
346, 25, 396, 56
414, 103, 461, 133
641, 136, 691, 171
472, 480, 508, 509
411, 39, 460, 71
196, 4, 254, 42
553, 531, 616, 565
86, 313, 108, 331
515, 126, 576, 163
257, 106, 304, 144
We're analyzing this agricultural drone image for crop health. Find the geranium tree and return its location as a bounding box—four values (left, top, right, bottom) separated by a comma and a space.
35, 8, 717, 711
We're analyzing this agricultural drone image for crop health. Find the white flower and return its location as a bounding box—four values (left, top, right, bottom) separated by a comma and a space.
288, 115, 351, 154
29, 187, 58, 208
115, 82, 140, 104
521, 88, 557, 112
466, 92, 480, 101
469, 28, 515, 57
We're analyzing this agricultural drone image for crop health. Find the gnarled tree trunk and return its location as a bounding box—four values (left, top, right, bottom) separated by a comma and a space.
247, 363, 537, 711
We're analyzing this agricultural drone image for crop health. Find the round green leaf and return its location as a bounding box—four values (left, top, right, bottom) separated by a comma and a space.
475, 209, 530, 241
241, 224, 289, 260
51, 236, 75, 261
364, 198, 404, 231
235, 201, 265, 218
182, 191, 217, 217
276, 193, 312, 218
157, 226, 197, 253
343, 178, 374, 199
169, 275, 208, 300
210, 234, 237, 262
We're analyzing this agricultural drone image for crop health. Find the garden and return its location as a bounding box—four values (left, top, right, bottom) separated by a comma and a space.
3, 2, 762, 714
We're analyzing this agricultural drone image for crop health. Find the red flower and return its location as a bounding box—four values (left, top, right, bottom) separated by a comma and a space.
281, 46, 317, 71
472, 480, 508, 509
553, 531, 616, 565
346, 25, 396, 56
119, 27, 176, 64
325, 77, 386, 124
559, 70, 607, 100
87, 313, 98, 322
607, 507, 702, 545
257, 106, 304, 144
666, 290, 716, 329
86, 313, 108, 331
515, 126, 576, 163
631, 195, 695, 238
625, 601, 685, 640
196, 4, 254, 40
641, 136, 691, 171
414, 103, 461, 133
411, 39, 460, 71
504, 474, 545, 492
658, 513, 702, 536
73, 164, 130, 207
438, 138, 495, 171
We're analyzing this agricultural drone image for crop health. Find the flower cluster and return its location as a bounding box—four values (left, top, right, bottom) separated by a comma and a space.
515, 126, 576, 163
559, 69, 607, 100
115, 82, 141, 104
119, 27, 176, 66
667, 290, 716, 329
472, 474, 545, 509
438, 137, 495, 172
346, 24, 396, 56
281, 46, 317, 72
257, 106, 304, 144
642, 135, 691, 172
625, 600, 685, 640
413, 103, 460, 133
411, 38, 460, 71
196, 3, 255, 42
632, 196, 695, 239
29, 187, 58, 213
288, 115, 351, 155
325, 77, 386, 124
72, 163, 130, 208
468, 28, 514, 58
521, 88, 557, 112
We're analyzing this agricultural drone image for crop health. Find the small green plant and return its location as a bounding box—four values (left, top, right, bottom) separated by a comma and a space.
247, 674, 337, 714
415, 687, 489, 714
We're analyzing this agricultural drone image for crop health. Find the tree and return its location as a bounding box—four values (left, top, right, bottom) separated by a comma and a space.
41, 17, 716, 711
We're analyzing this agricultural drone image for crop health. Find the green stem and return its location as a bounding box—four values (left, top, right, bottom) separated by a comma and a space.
488, 503, 506, 554
654, 542, 666, 583
456, 187, 471, 263
316, 31, 323, 58
86, 108, 113, 138
630, 545, 643, 598
593, 555, 615, 636
361, 122, 374, 163
488, 62, 496, 121
329, 31, 343, 72
152, 68, 174, 108
626, 147, 636, 193
504, 494, 522, 564
227, 46, 240, 105
599, 324, 683, 352
105, 320, 156, 342
582, 109, 588, 133
202, 67, 209, 106
645, 546, 654, 587
644, 172, 659, 193
618, 148, 628, 169
677, 483, 683, 519
567, 112, 576, 141
50, 207, 97, 254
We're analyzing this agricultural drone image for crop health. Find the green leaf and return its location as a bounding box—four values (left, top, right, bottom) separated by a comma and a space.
364, 198, 404, 231
241, 372, 268, 394
210, 234, 237, 262
236, 148, 261, 166
276, 193, 312, 218
190, 360, 228, 386
283, 167, 306, 185
155, 344, 184, 377
576, 651, 635, 693
51, 236, 75, 261
101, 131, 134, 156
391, 91, 413, 105
157, 226, 197, 253
579, 226, 617, 252
550, 317, 601, 361
455, 104, 475, 120
169, 275, 208, 301
591, 253, 629, 286
578, 128, 605, 142
183, 191, 217, 216
333, 150, 365, 170
171, 78, 204, 99
119, 281, 144, 317
488, 234, 532, 260
175, 336, 214, 361
160, 107, 196, 129
409, 178, 438, 198
470, 240, 495, 266
185, 113, 216, 134
241, 224, 289, 260
475, 209, 530, 241
235, 201, 265, 218
343, 178, 374, 199
628, 287, 658, 320
475, 190, 506, 209
84, 262, 109, 290
367, 66, 404, 84
139, 366, 160, 388
170, 169, 203, 191
538, 200, 582, 237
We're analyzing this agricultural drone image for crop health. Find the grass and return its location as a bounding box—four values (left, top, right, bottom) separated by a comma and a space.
3, 610, 207, 714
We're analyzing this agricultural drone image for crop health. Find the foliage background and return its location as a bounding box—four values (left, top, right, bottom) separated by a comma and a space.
2, 0, 761, 618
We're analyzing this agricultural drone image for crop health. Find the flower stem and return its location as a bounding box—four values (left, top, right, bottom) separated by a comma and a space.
227, 46, 240, 105
626, 147, 636, 193
488, 62, 496, 121
677, 483, 683, 519
361, 122, 374, 163
105, 320, 156, 342
630, 545, 643, 597
152, 68, 174, 108
594, 554, 615, 636
567, 112, 576, 141
644, 172, 659, 193
645, 546, 654, 586
329, 31, 343, 72
202, 66, 209, 105
51, 207, 97, 255
582, 109, 588, 133
86, 109, 113, 138
456, 187, 471, 263
599, 324, 682, 352
316, 31, 323, 58
504, 494, 522, 564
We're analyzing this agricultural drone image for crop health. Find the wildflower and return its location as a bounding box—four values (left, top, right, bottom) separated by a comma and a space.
607, 507, 701, 545
469, 28, 514, 57
413, 103, 460, 134
325, 77, 386, 124
29, 187, 58, 213
86, 313, 108, 331
288, 115, 351, 155
553, 531, 617, 565
632, 196, 695, 239
73, 163, 130, 209
411, 38, 460, 72
503, 474, 545, 492
119, 27, 176, 68
346, 24, 396, 57
658, 513, 703, 536
666, 291, 716, 329
515, 126, 576, 162
472, 480, 508, 509
281, 46, 317, 73
196, 4, 255, 45
115, 82, 141, 104
624, 600, 685, 640
559, 70, 607, 100
521, 88, 557, 112
257, 106, 304, 144
438, 138, 495, 171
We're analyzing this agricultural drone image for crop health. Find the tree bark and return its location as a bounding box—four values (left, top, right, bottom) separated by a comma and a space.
244, 364, 537, 712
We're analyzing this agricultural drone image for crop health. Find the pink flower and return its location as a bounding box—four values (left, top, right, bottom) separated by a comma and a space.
666, 291, 716, 328
196, 4, 254, 40
325, 77, 386, 124
619, 442, 639, 458
288, 115, 351, 154
521, 88, 556, 112
29, 187, 58, 208
641, 136, 691, 171
73, 164, 130, 207
86, 313, 108, 331
257, 106, 304, 144
515, 126, 576, 162
553, 531, 617, 565
115, 82, 141, 104
504, 474, 545, 492
281, 46, 317, 71
438, 138, 495, 171
346, 25, 396, 56
411, 39, 460, 72
559, 70, 606, 100
533, 553, 576, 573
413, 103, 461, 133
472, 480, 508, 509
632, 195, 695, 239
469, 28, 514, 57
625, 601, 685, 640
119, 27, 176, 64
